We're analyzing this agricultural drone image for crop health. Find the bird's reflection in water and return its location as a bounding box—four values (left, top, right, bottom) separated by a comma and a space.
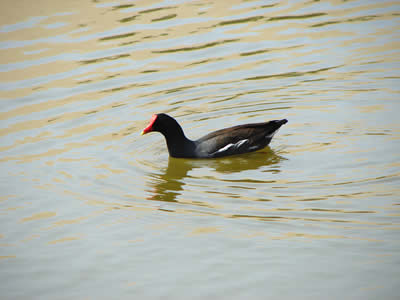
147, 148, 285, 203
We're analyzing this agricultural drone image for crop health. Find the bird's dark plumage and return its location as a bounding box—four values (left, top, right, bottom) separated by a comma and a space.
141, 113, 287, 158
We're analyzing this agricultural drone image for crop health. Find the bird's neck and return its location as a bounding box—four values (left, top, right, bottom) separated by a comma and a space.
161, 124, 195, 158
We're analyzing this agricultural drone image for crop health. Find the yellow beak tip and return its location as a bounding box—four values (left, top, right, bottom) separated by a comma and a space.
141, 131, 145, 135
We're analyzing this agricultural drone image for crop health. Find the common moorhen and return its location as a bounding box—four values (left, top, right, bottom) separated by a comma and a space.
141, 113, 287, 158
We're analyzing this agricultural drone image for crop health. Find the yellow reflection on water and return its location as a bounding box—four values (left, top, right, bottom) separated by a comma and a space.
189, 226, 221, 236
359, 105, 385, 113
0, 255, 16, 260
48, 236, 81, 245
20, 211, 56, 223
47, 216, 88, 228
270, 232, 380, 242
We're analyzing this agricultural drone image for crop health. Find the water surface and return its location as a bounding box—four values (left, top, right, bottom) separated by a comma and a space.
1, 0, 400, 299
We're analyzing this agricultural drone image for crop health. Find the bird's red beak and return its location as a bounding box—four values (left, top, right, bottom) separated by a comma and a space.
141, 114, 158, 135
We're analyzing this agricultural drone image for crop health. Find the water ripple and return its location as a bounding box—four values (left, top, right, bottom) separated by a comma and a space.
0, 0, 399, 298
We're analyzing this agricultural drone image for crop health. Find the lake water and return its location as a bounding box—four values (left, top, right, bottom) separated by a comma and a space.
1, 0, 399, 299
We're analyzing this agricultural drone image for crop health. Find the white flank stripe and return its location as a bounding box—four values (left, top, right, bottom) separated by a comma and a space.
236, 139, 248, 147
216, 143, 234, 153
215, 139, 248, 154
